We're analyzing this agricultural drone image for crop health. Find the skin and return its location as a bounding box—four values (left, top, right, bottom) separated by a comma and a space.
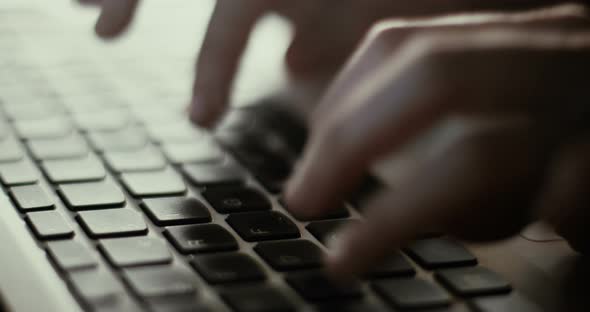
82, 0, 590, 279
285, 9, 590, 277
80, 0, 566, 126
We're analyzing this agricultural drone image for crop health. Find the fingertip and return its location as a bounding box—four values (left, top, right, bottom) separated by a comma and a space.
284, 170, 317, 218
188, 98, 221, 129
93, 0, 138, 40
323, 227, 362, 280
94, 22, 121, 39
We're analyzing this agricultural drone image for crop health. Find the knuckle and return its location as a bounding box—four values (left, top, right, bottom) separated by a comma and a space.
363, 20, 412, 52
451, 125, 540, 194
314, 118, 357, 155
397, 33, 450, 79
367, 20, 400, 42
452, 129, 518, 179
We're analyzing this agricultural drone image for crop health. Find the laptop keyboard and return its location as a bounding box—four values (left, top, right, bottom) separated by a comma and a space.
0, 3, 538, 310
0, 90, 525, 312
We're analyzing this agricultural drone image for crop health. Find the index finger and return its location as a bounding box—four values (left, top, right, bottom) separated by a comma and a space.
189, 0, 267, 127
326, 123, 541, 278
94, 0, 140, 38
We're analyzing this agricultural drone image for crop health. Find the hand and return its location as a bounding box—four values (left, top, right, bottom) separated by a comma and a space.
82, 0, 560, 127
283, 4, 590, 278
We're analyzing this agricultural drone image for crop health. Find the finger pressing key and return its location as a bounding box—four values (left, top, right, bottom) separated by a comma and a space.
95, 0, 140, 38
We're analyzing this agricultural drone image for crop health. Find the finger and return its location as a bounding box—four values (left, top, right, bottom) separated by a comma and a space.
189, 0, 267, 127
325, 123, 542, 278
285, 2, 374, 78
287, 27, 590, 218
285, 40, 448, 219
311, 3, 589, 124
539, 137, 590, 253
95, 0, 139, 38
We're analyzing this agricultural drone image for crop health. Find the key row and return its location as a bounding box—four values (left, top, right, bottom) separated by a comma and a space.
23, 194, 507, 311
11, 181, 478, 272
2, 103, 194, 126
14, 182, 478, 273
51, 235, 511, 312
1, 134, 287, 199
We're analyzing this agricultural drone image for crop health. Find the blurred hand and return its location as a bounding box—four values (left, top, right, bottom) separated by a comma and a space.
282, 4, 590, 278
82, 0, 561, 127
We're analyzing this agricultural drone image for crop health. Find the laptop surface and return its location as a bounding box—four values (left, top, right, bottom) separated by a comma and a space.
0, 1, 586, 311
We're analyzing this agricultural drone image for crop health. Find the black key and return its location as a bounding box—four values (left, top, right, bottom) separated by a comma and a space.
221, 286, 296, 312
149, 297, 212, 312
368, 252, 416, 278
218, 127, 292, 191
42, 155, 106, 183
0, 138, 23, 162
241, 159, 290, 194
372, 278, 451, 310
255, 175, 285, 194
202, 187, 271, 214
182, 163, 246, 186
0, 160, 38, 185
316, 302, 386, 312
14, 116, 72, 139
280, 197, 349, 221
99, 236, 172, 267
77, 208, 147, 238
191, 253, 266, 284
27, 134, 89, 160
224, 135, 292, 181
306, 219, 359, 245
104, 146, 166, 173
10, 184, 54, 212
69, 269, 127, 309
285, 271, 363, 301
405, 238, 477, 269
227, 211, 300, 242
46, 240, 98, 271
121, 169, 186, 197
59, 180, 126, 210
124, 266, 197, 298
142, 197, 211, 226
435, 266, 511, 296
470, 293, 542, 312
165, 224, 237, 253
88, 126, 148, 152
26, 211, 74, 240
162, 140, 224, 164
254, 240, 323, 271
